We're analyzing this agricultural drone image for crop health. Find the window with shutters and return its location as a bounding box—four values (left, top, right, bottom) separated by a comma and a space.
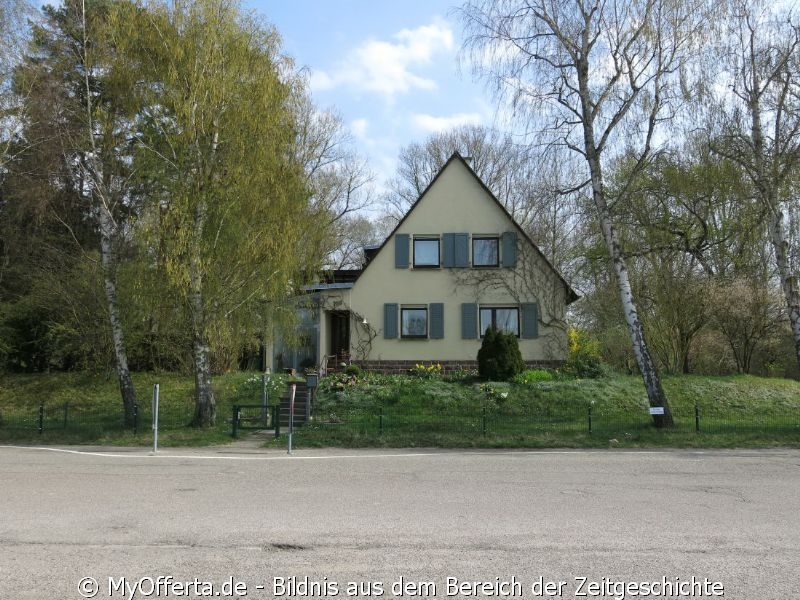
401, 307, 428, 338
413, 237, 440, 268
479, 307, 520, 337
472, 236, 499, 267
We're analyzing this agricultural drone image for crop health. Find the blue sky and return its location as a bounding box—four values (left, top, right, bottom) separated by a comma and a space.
246, 1, 495, 191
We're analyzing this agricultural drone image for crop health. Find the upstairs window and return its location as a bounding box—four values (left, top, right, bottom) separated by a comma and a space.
401, 307, 428, 338
413, 238, 440, 268
480, 307, 520, 337
473, 237, 499, 267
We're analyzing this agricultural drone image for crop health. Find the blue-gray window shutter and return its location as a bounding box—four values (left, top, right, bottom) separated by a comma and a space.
395, 234, 409, 268
442, 233, 455, 268
429, 303, 444, 339
443, 233, 469, 267
521, 303, 538, 339
454, 233, 469, 267
502, 231, 517, 267
384, 303, 398, 339
461, 303, 478, 339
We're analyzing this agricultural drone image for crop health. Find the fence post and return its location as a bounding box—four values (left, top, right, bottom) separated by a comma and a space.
379, 409, 384, 435
273, 404, 281, 438
482, 406, 487, 436
133, 403, 138, 435
38, 403, 44, 435
63, 403, 69, 429
695, 403, 700, 433
588, 405, 593, 434
232, 405, 239, 438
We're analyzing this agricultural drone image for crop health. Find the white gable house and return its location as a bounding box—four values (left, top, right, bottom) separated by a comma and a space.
278, 153, 578, 374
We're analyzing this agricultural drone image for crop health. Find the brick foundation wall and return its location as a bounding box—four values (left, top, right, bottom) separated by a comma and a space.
354, 359, 563, 375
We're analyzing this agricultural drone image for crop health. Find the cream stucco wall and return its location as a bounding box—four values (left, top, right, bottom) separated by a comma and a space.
323, 157, 569, 364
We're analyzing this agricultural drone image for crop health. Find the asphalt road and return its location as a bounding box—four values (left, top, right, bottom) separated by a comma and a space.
0, 445, 798, 600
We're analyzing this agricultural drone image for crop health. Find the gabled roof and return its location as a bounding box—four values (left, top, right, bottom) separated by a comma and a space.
357, 152, 579, 304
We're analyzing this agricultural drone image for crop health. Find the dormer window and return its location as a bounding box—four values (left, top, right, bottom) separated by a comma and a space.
413, 237, 440, 268
472, 236, 499, 267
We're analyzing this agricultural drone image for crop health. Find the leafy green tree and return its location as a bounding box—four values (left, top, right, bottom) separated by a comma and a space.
606, 145, 768, 374
5, 0, 141, 423
131, 0, 318, 426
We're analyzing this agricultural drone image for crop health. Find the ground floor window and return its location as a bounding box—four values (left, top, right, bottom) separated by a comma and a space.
480, 307, 519, 337
401, 307, 428, 338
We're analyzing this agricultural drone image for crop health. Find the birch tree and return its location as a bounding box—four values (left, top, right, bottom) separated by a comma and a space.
710, 0, 800, 371
11, 0, 141, 424
460, 0, 709, 425
133, 0, 313, 426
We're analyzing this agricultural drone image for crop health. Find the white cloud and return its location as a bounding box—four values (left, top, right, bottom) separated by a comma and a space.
310, 19, 454, 99
411, 112, 484, 133
350, 118, 370, 140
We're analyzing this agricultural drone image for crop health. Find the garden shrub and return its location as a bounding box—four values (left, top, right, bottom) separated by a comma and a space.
564, 328, 606, 378
477, 327, 525, 380
343, 364, 363, 377
232, 373, 285, 403
513, 369, 555, 385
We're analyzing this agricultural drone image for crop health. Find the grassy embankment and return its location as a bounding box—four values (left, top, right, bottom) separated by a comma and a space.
0, 371, 269, 446
1, 371, 799, 448
281, 372, 800, 449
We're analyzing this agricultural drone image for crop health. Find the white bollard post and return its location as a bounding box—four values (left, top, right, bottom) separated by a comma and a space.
152, 383, 159, 454
287, 383, 296, 455
261, 372, 269, 425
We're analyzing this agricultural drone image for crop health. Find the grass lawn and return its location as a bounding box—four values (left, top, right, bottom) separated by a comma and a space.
0, 371, 272, 446
1, 370, 799, 448
276, 372, 800, 449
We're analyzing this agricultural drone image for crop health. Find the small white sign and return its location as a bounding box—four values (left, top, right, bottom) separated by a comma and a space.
649, 406, 665, 415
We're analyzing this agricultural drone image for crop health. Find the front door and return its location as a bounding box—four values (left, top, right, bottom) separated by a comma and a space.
330, 311, 350, 358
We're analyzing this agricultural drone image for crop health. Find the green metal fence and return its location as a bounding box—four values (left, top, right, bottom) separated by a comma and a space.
0, 402, 198, 438
2, 399, 799, 445
296, 401, 800, 445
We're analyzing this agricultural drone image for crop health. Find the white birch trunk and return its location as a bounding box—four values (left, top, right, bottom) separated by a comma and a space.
770, 209, 800, 370
189, 199, 216, 426
99, 203, 137, 426
580, 83, 674, 426
747, 63, 800, 373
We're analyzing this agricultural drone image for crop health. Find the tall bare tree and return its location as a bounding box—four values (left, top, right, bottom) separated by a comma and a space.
0, 0, 35, 172
292, 97, 375, 268
710, 0, 800, 371
460, 0, 709, 425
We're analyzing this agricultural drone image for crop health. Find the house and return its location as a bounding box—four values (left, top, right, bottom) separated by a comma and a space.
272, 152, 579, 374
